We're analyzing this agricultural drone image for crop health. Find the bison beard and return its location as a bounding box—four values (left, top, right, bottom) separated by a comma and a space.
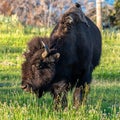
21, 3, 102, 110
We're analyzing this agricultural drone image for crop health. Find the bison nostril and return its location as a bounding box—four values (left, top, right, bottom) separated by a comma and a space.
21, 85, 28, 89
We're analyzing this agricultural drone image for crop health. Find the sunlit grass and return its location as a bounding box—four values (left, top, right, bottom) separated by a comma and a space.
0, 16, 120, 119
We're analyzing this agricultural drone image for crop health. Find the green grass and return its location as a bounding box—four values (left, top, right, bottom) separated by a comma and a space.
93, 30, 120, 81
0, 17, 120, 119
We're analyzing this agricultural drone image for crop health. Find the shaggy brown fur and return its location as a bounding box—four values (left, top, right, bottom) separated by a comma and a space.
22, 37, 51, 96
21, 3, 101, 110
23, 37, 49, 59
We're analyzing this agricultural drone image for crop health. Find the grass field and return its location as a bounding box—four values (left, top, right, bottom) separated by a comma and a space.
0, 16, 120, 120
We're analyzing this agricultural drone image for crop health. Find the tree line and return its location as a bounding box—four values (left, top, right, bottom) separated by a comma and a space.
0, 0, 119, 29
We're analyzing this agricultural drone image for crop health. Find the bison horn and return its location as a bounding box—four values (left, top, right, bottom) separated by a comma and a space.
41, 40, 49, 58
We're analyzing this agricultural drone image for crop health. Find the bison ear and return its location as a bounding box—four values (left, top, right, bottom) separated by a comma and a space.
53, 53, 60, 60
44, 52, 60, 63
47, 53, 60, 63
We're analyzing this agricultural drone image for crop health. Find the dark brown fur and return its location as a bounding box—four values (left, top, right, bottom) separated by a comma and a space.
22, 37, 52, 96
21, 3, 102, 110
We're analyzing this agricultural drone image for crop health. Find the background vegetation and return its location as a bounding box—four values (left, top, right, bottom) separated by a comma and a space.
109, 0, 120, 29
0, 15, 120, 120
0, 0, 119, 29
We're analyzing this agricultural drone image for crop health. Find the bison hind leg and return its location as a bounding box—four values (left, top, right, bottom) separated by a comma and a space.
73, 83, 90, 108
73, 69, 92, 108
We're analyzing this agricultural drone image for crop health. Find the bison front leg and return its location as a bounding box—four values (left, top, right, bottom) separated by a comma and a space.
53, 91, 68, 110
51, 81, 68, 110
53, 92, 61, 110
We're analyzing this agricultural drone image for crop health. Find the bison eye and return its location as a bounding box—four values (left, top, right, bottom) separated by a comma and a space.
34, 63, 40, 69
35, 63, 39, 67
32, 64, 39, 71
39, 64, 45, 69
39, 65, 43, 69
39, 62, 48, 69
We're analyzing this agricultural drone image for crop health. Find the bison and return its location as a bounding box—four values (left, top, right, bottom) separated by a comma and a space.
21, 3, 102, 109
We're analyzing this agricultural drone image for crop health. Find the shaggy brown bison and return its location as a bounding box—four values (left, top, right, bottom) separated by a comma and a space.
21, 3, 102, 109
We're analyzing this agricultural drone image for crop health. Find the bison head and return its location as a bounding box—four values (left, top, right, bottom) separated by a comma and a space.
21, 37, 60, 97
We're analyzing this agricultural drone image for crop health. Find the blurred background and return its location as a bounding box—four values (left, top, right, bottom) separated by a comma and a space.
0, 0, 119, 29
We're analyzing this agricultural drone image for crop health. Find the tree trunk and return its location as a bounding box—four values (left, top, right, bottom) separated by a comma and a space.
96, 0, 102, 30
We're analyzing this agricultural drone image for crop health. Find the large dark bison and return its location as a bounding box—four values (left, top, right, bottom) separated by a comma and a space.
21, 3, 102, 109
